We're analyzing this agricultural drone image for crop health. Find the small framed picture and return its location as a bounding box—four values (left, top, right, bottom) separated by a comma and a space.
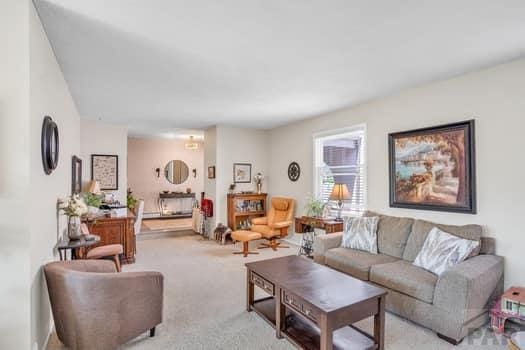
208, 166, 216, 179
91, 154, 119, 190
233, 163, 252, 183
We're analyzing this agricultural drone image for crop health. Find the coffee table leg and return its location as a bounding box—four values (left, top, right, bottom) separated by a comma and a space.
374, 295, 385, 350
246, 269, 254, 312
320, 314, 333, 350
275, 288, 285, 338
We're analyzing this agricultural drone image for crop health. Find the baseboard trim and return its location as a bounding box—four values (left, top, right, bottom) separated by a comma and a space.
42, 320, 54, 350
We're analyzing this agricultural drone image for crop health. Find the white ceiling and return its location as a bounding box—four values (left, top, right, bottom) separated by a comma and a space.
35, 0, 525, 133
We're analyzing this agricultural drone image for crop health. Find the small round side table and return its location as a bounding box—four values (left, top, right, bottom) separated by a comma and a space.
57, 235, 101, 261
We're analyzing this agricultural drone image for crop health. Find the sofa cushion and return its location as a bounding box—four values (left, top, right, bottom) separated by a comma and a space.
364, 211, 414, 258
413, 227, 480, 276
341, 216, 379, 254
403, 219, 482, 262
370, 260, 438, 304
325, 247, 398, 281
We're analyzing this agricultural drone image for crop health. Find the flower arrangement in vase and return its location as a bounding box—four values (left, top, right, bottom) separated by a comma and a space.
253, 172, 264, 194
83, 192, 103, 215
58, 195, 88, 240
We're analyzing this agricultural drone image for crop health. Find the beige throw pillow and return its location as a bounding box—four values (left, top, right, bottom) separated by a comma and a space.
341, 216, 379, 254
413, 227, 479, 276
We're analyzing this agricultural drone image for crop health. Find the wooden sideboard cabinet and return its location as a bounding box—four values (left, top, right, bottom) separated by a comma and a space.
85, 211, 136, 264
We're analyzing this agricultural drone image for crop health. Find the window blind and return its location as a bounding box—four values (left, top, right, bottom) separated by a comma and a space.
314, 126, 366, 214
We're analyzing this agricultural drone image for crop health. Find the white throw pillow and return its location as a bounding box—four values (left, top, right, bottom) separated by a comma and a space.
341, 216, 379, 254
413, 227, 480, 276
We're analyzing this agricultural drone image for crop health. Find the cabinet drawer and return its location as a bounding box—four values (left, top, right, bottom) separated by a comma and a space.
250, 272, 274, 295
282, 290, 319, 323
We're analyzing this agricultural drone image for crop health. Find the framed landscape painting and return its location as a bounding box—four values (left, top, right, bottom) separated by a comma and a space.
389, 120, 476, 214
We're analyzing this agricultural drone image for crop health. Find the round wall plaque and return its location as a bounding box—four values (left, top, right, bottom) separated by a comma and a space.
41, 116, 59, 175
288, 162, 300, 182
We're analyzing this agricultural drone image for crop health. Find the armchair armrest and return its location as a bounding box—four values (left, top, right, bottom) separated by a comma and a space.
70, 271, 164, 349
433, 255, 504, 321
251, 217, 267, 225
312, 232, 343, 264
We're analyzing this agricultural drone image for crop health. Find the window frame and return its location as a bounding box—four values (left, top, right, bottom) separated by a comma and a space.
312, 124, 367, 215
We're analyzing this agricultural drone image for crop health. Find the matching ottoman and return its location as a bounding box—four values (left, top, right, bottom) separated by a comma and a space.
231, 230, 262, 257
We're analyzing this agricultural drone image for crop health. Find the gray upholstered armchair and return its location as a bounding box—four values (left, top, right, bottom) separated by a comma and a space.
44, 260, 163, 350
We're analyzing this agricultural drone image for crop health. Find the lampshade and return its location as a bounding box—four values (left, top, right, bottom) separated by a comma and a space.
329, 183, 351, 201
87, 180, 101, 194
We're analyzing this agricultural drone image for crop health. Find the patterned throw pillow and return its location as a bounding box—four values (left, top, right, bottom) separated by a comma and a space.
341, 216, 379, 254
413, 227, 480, 276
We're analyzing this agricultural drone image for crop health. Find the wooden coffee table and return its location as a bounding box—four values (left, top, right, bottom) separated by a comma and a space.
246, 255, 386, 350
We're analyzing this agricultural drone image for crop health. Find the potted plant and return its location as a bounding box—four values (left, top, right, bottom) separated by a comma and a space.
304, 194, 326, 218
127, 188, 138, 211
300, 194, 327, 256
83, 192, 103, 215
58, 195, 88, 240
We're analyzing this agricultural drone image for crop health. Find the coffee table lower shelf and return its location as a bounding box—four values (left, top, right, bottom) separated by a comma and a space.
252, 298, 377, 350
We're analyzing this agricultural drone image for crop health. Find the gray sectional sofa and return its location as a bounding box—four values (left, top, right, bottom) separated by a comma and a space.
312, 212, 504, 344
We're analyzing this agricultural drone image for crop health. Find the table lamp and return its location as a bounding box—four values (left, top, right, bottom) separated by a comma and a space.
87, 180, 101, 194
330, 183, 350, 221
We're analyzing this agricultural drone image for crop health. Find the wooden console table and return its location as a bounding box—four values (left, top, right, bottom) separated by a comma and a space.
295, 216, 343, 234
84, 211, 136, 264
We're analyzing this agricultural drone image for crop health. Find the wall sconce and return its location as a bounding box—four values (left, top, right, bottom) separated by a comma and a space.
192, 168, 197, 178
155, 167, 161, 178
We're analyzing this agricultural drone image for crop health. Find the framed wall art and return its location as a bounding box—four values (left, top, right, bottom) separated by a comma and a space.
91, 154, 119, 190
233, 163, 251, 183
71, 155, 82, 195
288, 161, 300, 182
208, 166, 216, 179
389, 120, 476, 214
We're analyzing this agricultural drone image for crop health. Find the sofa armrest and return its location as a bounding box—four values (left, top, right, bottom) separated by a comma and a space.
313, 232, 343, 264
433, 254, 504, 321
251, 217, 267, 225
70, 271, 164, 349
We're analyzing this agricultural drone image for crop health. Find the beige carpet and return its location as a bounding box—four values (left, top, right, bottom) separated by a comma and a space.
141, 218, 192, 232
47, 235, 508, 350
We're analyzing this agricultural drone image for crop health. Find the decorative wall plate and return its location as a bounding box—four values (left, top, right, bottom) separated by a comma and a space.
288, 162, 300, 182
41, 116, 59, 175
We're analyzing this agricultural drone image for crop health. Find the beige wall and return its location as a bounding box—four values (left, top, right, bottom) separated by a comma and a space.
203, 126, 269, 229
127, 137, 204, 213
1, 2, 82, 349
0, 1, 31, 349
80, 119, 128, 203
29, 3, 82, 349
269, 58, 525, 289
215, 126, 269, 225
203, 127, 217, 228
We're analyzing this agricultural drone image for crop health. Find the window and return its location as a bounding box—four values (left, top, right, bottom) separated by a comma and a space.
314, 125, 366, 214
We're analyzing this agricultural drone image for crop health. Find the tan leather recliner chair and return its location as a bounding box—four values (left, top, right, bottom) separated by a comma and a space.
251, 197, 295, 250
43, 260, 163, 350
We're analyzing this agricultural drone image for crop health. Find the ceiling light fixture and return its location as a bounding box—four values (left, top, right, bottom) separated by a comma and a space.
185, 136, 199, 150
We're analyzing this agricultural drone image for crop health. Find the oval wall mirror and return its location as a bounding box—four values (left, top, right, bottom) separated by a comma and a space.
164, 160, 189, 184
41, 116, 59, 175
